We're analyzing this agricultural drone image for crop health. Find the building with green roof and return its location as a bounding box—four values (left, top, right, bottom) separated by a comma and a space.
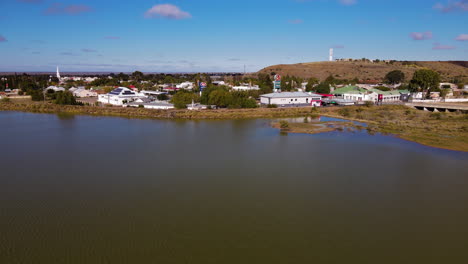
331, 85, 402, 103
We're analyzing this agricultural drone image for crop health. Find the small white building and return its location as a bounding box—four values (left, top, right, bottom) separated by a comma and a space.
187, 102, 209, 110
72, 88, 98, 98
176, 82, 194, 90
260, 92, 322, 107
140, 101, 175, 109
46, 86, 66, 92
439, 83, 457, 89
232, 85, 260, 91
98, 87, 146, 106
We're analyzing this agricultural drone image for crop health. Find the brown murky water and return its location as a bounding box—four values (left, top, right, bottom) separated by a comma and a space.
1, 112, 467, 263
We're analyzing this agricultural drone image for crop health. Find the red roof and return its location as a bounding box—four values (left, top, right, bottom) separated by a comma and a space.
318, 94, 334, 97
129, 85, 136, 88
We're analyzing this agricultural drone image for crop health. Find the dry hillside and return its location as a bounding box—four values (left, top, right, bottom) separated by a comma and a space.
258, 61, 468, 82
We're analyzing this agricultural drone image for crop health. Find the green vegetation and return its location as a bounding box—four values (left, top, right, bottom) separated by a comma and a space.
170, 90, 200, 109
279, 120, 290, 129
200, 86, 258, 109
54, 91, 81, 105
384, 70, 405, 84
410, 69, 441, 98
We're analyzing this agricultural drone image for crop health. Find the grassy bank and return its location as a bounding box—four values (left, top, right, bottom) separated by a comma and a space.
284, 105, 468, 152
1, 99, 467, 151
0, 100, 312, 120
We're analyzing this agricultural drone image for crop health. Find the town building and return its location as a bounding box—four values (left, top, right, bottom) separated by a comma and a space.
46, 86, 66, 92
332, 85, 401, 103
331, 86, 372, 102
176, 82, 194, 90
97, 87, 146, 106
72, 88, 98, 98
232, 84, 260, 91
260, 92, 322, 107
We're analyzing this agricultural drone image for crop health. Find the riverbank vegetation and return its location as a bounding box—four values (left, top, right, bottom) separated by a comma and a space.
284, 105, 468, 152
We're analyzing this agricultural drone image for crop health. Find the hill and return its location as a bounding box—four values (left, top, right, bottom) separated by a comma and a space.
258, 61, 468, 82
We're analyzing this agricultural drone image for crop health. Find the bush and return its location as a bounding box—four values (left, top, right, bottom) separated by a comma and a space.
267, 104, 278, 108
54, 91, 81, 105
430, 112, 442, 120
138, 104, 144, 108
338, 107, 351, 117
279, 120, 290, 129
364, 101, 374, 107
1, 97, 11, 103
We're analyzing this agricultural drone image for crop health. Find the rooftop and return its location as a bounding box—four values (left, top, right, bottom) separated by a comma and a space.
261, 92, 321, 98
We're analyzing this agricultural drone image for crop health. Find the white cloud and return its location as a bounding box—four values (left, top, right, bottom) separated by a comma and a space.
455, 34, 468, 41
433, 43, 456, 50
339, 0, 357, 5
288, 19, 303, 24
433, 1, 468, 13
144, 4, 191, 20
410, 31, 433, 40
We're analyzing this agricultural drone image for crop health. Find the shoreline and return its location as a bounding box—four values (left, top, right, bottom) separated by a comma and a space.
1, 101, 467, 152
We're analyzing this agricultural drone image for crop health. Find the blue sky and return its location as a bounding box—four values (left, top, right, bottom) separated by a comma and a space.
0, 0, 467, 72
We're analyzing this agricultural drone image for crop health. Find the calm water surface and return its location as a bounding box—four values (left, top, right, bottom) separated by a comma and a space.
1, 111, 467, 263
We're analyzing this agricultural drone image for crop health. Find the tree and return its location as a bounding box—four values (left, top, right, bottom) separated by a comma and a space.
54, 91, 80, 105
170, 90, 199, 109
305, 77, 319, 92
384, 70, 405, 84
411, 69, 441, 98
208, 89, 233, 108
157, 93, 168, 101
131, 71, 144, 82
314, 83, 330, 94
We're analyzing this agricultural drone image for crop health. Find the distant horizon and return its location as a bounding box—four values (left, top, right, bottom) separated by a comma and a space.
1, 0, 467, 72
0, 59, 466, 75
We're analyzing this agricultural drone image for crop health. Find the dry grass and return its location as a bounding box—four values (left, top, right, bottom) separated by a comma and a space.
0, 99, 312, 120
258, 61, 468, 81
319, 105, 468, 152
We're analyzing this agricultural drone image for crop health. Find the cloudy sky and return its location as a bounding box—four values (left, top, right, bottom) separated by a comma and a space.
0, 0, 467, 72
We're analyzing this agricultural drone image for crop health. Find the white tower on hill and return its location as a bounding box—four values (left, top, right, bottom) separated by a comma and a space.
329, 48, 334, 62
56, 66, 61, 79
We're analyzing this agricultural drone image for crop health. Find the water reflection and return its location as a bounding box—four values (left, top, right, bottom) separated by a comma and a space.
0, 111, 467, 264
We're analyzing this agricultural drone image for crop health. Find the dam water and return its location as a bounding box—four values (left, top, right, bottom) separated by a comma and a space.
1, 111, 467, 263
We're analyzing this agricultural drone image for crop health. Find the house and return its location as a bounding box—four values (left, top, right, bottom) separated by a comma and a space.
72, 88, 98, 98
331, 86, 373, 102
232, 85, 260, 91
439, 83, 457, 90
97, 87, 146, 106
143, 101, 174, 109
141, 90, 168, 97
163, 86, 180, 92
367, 89, 401, 102
187, 102, 211, 110
176, 82, 194, 90
260, 92, 322, 107
46, 86, 66, 92
212, 81, 226, 86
